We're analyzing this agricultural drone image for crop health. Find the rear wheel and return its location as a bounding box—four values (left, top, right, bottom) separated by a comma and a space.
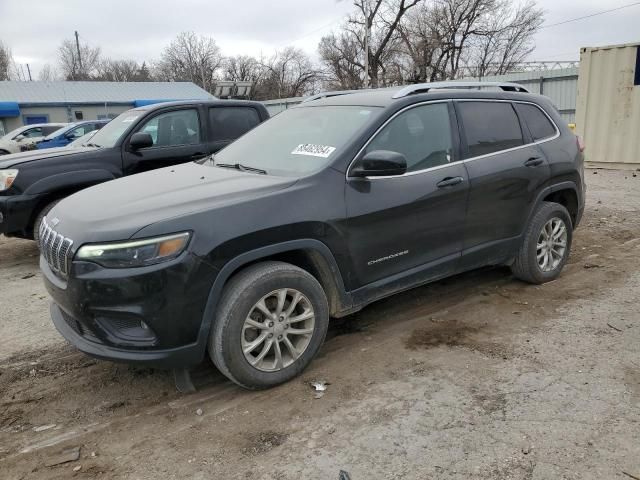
33, 199, 61, 247
511, 201, 573, 284
209, 261, 329, 390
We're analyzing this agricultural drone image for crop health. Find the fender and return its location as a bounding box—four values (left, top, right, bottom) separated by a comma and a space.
193, 239, 353, 356
24, 169, 117, 195
525, 181, 579, 230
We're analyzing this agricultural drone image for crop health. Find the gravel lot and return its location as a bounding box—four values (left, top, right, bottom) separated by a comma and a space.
1, 169, 639, 480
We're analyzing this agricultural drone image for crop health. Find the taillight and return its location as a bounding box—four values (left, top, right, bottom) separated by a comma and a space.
576, 135, 585, 153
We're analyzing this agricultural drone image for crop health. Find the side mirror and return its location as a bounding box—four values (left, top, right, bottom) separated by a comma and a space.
350, 150, 407, 178
129, 132, 154, 150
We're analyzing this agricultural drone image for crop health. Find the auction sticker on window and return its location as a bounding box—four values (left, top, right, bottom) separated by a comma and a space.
291, 144, 336, 158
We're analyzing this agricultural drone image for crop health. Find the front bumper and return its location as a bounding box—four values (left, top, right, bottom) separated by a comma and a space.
50, 302, 205, 367
0, 193, 42, 236
42, 251, 219, 368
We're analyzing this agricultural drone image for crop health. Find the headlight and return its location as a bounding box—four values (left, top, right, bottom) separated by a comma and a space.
0, 169, 18, 191
75, 232, 191, 268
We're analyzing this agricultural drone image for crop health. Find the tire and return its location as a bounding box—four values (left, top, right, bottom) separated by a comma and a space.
511, 201, 573, 284
209, 261, 329, 390
33, 199, 61, 246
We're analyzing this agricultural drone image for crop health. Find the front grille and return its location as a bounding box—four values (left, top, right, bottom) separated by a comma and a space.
39, 217, 74, 277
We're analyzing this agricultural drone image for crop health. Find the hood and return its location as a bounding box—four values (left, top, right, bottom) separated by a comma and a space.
0, 146, 98, 169
50, 162, 298, 243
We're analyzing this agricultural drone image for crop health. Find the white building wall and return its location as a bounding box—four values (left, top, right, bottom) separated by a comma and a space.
3, 104, 133, 132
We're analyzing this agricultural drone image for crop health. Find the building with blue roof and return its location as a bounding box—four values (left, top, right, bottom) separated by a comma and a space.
0, 81, 214, 135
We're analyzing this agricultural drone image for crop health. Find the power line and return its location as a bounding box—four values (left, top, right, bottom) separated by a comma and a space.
540, 1, 640, 29
277, 15, 348, 48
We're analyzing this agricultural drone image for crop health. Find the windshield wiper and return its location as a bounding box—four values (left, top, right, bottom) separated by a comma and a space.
86, 143, 101, 148
216, 163, 267, 175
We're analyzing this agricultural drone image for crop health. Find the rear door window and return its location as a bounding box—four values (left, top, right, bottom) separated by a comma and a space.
458, 102, 524, 158
209, 107, 261, 142
515, 103, 557, 141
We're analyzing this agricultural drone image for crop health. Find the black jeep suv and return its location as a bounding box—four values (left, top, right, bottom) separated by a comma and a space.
0, 100, 269, 242
40, 82, 585, 390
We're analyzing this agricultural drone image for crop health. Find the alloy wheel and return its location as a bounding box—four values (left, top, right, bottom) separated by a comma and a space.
536, 217, 568, 272
241, 288, 316, 372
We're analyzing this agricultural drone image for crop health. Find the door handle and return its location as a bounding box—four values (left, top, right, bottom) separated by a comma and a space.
524, 157, 544, 167
437, 176, 464, 188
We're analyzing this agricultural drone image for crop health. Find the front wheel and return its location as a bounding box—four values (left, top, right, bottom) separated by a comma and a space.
209, 261, 329, 390
511, 202, 573, 284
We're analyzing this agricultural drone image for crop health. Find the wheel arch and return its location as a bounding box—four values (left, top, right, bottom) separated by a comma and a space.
528, 181, 580, 230
543, 185, 579, 227
195, 239, 354, 360
24, 169, 117, 235
23, 169, 116, 196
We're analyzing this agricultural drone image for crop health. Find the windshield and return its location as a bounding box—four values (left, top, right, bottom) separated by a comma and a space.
212, 106, 381, 176
88, 110, 143, 148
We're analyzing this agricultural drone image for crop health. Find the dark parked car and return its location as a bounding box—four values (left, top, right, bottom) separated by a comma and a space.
39, 82, 585, 390
0, 100, 269, 241
36, 120, 110, 149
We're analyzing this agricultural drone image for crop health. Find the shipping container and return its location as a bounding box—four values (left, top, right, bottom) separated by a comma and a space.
575, 42, 640, 169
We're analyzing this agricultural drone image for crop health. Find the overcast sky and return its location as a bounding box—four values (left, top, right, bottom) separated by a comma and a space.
1, 0, 639, 78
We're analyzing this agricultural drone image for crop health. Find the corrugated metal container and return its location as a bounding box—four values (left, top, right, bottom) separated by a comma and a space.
463, 68, 579, 123
575, 42, 640, 168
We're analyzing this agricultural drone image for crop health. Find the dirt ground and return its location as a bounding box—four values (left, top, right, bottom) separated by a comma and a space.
1, 169, 639, 480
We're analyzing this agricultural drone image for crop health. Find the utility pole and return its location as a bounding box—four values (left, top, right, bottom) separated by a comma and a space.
26, 63, 32, 81
75, 31, 83, 74
363, 1, 370, 89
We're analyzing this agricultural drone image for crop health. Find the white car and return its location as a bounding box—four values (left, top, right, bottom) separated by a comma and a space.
0, 123, 68, 155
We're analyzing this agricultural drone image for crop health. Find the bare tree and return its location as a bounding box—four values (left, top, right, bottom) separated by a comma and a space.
257, 47, 319, 100
320, 0, 420, 89
58, 38, 101, 80
57, 38, 99, 80
352, 0, 421, 87
224, 55, 262, 82
0, 41, 19, 81
466, 0, 543, 77
96, 59, 152, 82
157, 32, 223, 92
318, 31, 365, 89
399, 0, 543, 81
37, 64, 58, 81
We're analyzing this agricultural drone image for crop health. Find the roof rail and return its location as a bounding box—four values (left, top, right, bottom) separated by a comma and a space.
302, 88, 371, 103
391, 81, 529, 99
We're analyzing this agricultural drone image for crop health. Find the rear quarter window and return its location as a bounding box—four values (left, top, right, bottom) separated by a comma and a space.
515, 103, 557, 141
458, 101, 524, 158
209, 107, 261, 142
